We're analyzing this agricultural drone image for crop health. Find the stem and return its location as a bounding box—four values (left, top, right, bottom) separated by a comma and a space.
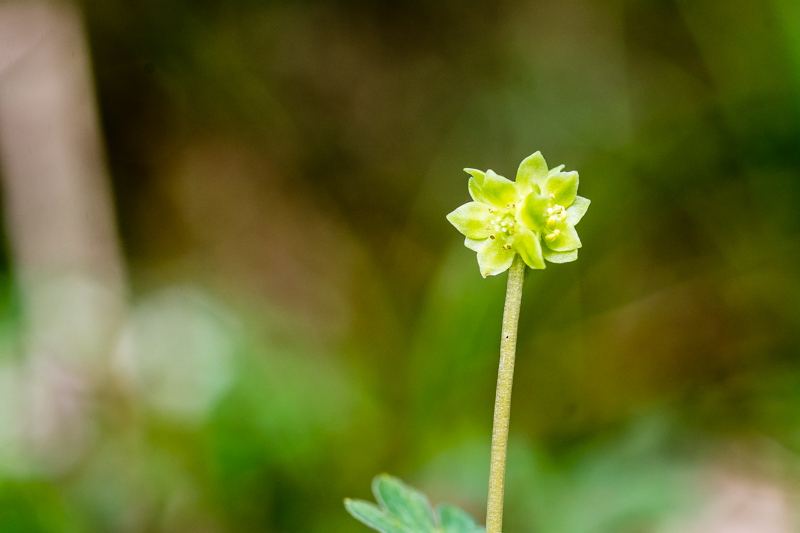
486, 254, 526, 533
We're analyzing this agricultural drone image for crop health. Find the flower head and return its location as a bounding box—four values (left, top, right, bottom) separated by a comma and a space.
446, 152, 589, 277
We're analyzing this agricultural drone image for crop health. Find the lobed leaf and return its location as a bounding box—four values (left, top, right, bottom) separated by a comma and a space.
345, 499, 414, 533
346, 476, 484, 533
372, 475, 437, 533
436, 504, 484, 533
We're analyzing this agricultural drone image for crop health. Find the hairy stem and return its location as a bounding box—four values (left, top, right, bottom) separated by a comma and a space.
486, 254, 525, 533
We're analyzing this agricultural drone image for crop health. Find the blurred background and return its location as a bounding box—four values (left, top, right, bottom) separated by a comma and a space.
0, 0, 799, 531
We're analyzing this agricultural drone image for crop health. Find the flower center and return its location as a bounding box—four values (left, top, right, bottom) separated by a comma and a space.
487, 206, 518, 249
544, 204, 567, 242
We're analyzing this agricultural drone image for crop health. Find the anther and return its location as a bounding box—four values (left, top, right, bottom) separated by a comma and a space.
560, 212, 567, 221
547, 208, 554, 215
490, 234, 496, 239
547, 216, 558, 228
503, 244, 512, 250
545, 229, 561, 242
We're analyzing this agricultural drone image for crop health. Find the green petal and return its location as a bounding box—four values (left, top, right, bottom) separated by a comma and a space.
464, 237, 487, 252
463, 168, 485, 186
514, 230, 545, 269
468, 177, 490, 203
481, 170, 517, 207
345, 500, 413, 533
548, 164, 564, 176
446, 202, 493, 239
516, 151, 548, 193
477, 238, 514, 277
436, 504, 483, 533
519, 191, 549, 232
543, 224, 581, 252
372, 475, 436, 533
543, 248, 578, 263
544, 171, 578, 207
566, 196, 590, 225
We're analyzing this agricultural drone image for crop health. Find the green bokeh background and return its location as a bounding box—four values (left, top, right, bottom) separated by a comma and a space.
3, 0, 800, 531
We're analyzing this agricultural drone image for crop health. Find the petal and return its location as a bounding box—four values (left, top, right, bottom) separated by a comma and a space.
543, 248, 578, 263
468, 177, 490, 203
548, 164, 565, 176
515, 151, 548, 193
463, 168, 485, 186
477, 238, 515, 277
464, 237, 488, 252
481, 170, 517, 207
544, 171, 578, 207
519, 191, 549, 232
566, 196, 590, 225
514, 230, 545, 269
543, 224, 581, 252
446, 202, 493, 239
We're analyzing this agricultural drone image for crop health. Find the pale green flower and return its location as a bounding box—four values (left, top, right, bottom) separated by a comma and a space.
446, 152, 589, 277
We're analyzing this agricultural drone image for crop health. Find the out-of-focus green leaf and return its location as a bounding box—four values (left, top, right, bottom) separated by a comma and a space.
345, 475, 482, 533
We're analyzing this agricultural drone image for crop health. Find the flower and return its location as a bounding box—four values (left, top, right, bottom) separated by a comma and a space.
446, 152, 589, 277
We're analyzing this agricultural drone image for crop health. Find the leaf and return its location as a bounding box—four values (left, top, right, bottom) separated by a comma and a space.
345, 499, 414, 533
345, 476, 483, 533
372, 475, 436, 533
436, 504, 485, 533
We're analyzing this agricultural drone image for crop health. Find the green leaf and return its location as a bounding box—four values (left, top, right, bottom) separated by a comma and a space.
480, 170, 517, 207
436, 504, 484, 533
372, 475, 436, 533
516, 151, 548, 193
514, 230, 545, 269
346, 476, 483, 533
543, 247, 578, 263
345, 499, 413, 533
477, 238, 515, 277
446, 203, 493, 239
566, 196, 590, 225
544, 171, 578, 207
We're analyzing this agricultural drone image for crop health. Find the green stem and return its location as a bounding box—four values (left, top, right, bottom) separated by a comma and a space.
486, 254, 526, 533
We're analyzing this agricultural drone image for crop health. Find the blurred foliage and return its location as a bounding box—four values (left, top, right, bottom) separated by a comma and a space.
0, 0, 799, 531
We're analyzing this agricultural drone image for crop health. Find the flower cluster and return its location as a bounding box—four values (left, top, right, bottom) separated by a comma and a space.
446, 152, 589, 277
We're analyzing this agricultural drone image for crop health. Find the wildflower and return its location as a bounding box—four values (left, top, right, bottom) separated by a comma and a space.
446, 152, 589, 277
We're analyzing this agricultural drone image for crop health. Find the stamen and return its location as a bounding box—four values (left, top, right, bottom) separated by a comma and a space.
547, 216, 558, 228
503, 244, 512, 250
545, 229, 561, 242
547, 208, 554, 215
490, 234, 495, 240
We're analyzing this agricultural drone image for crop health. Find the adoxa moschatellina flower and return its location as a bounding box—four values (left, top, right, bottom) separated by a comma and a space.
446, 152, 589, 277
